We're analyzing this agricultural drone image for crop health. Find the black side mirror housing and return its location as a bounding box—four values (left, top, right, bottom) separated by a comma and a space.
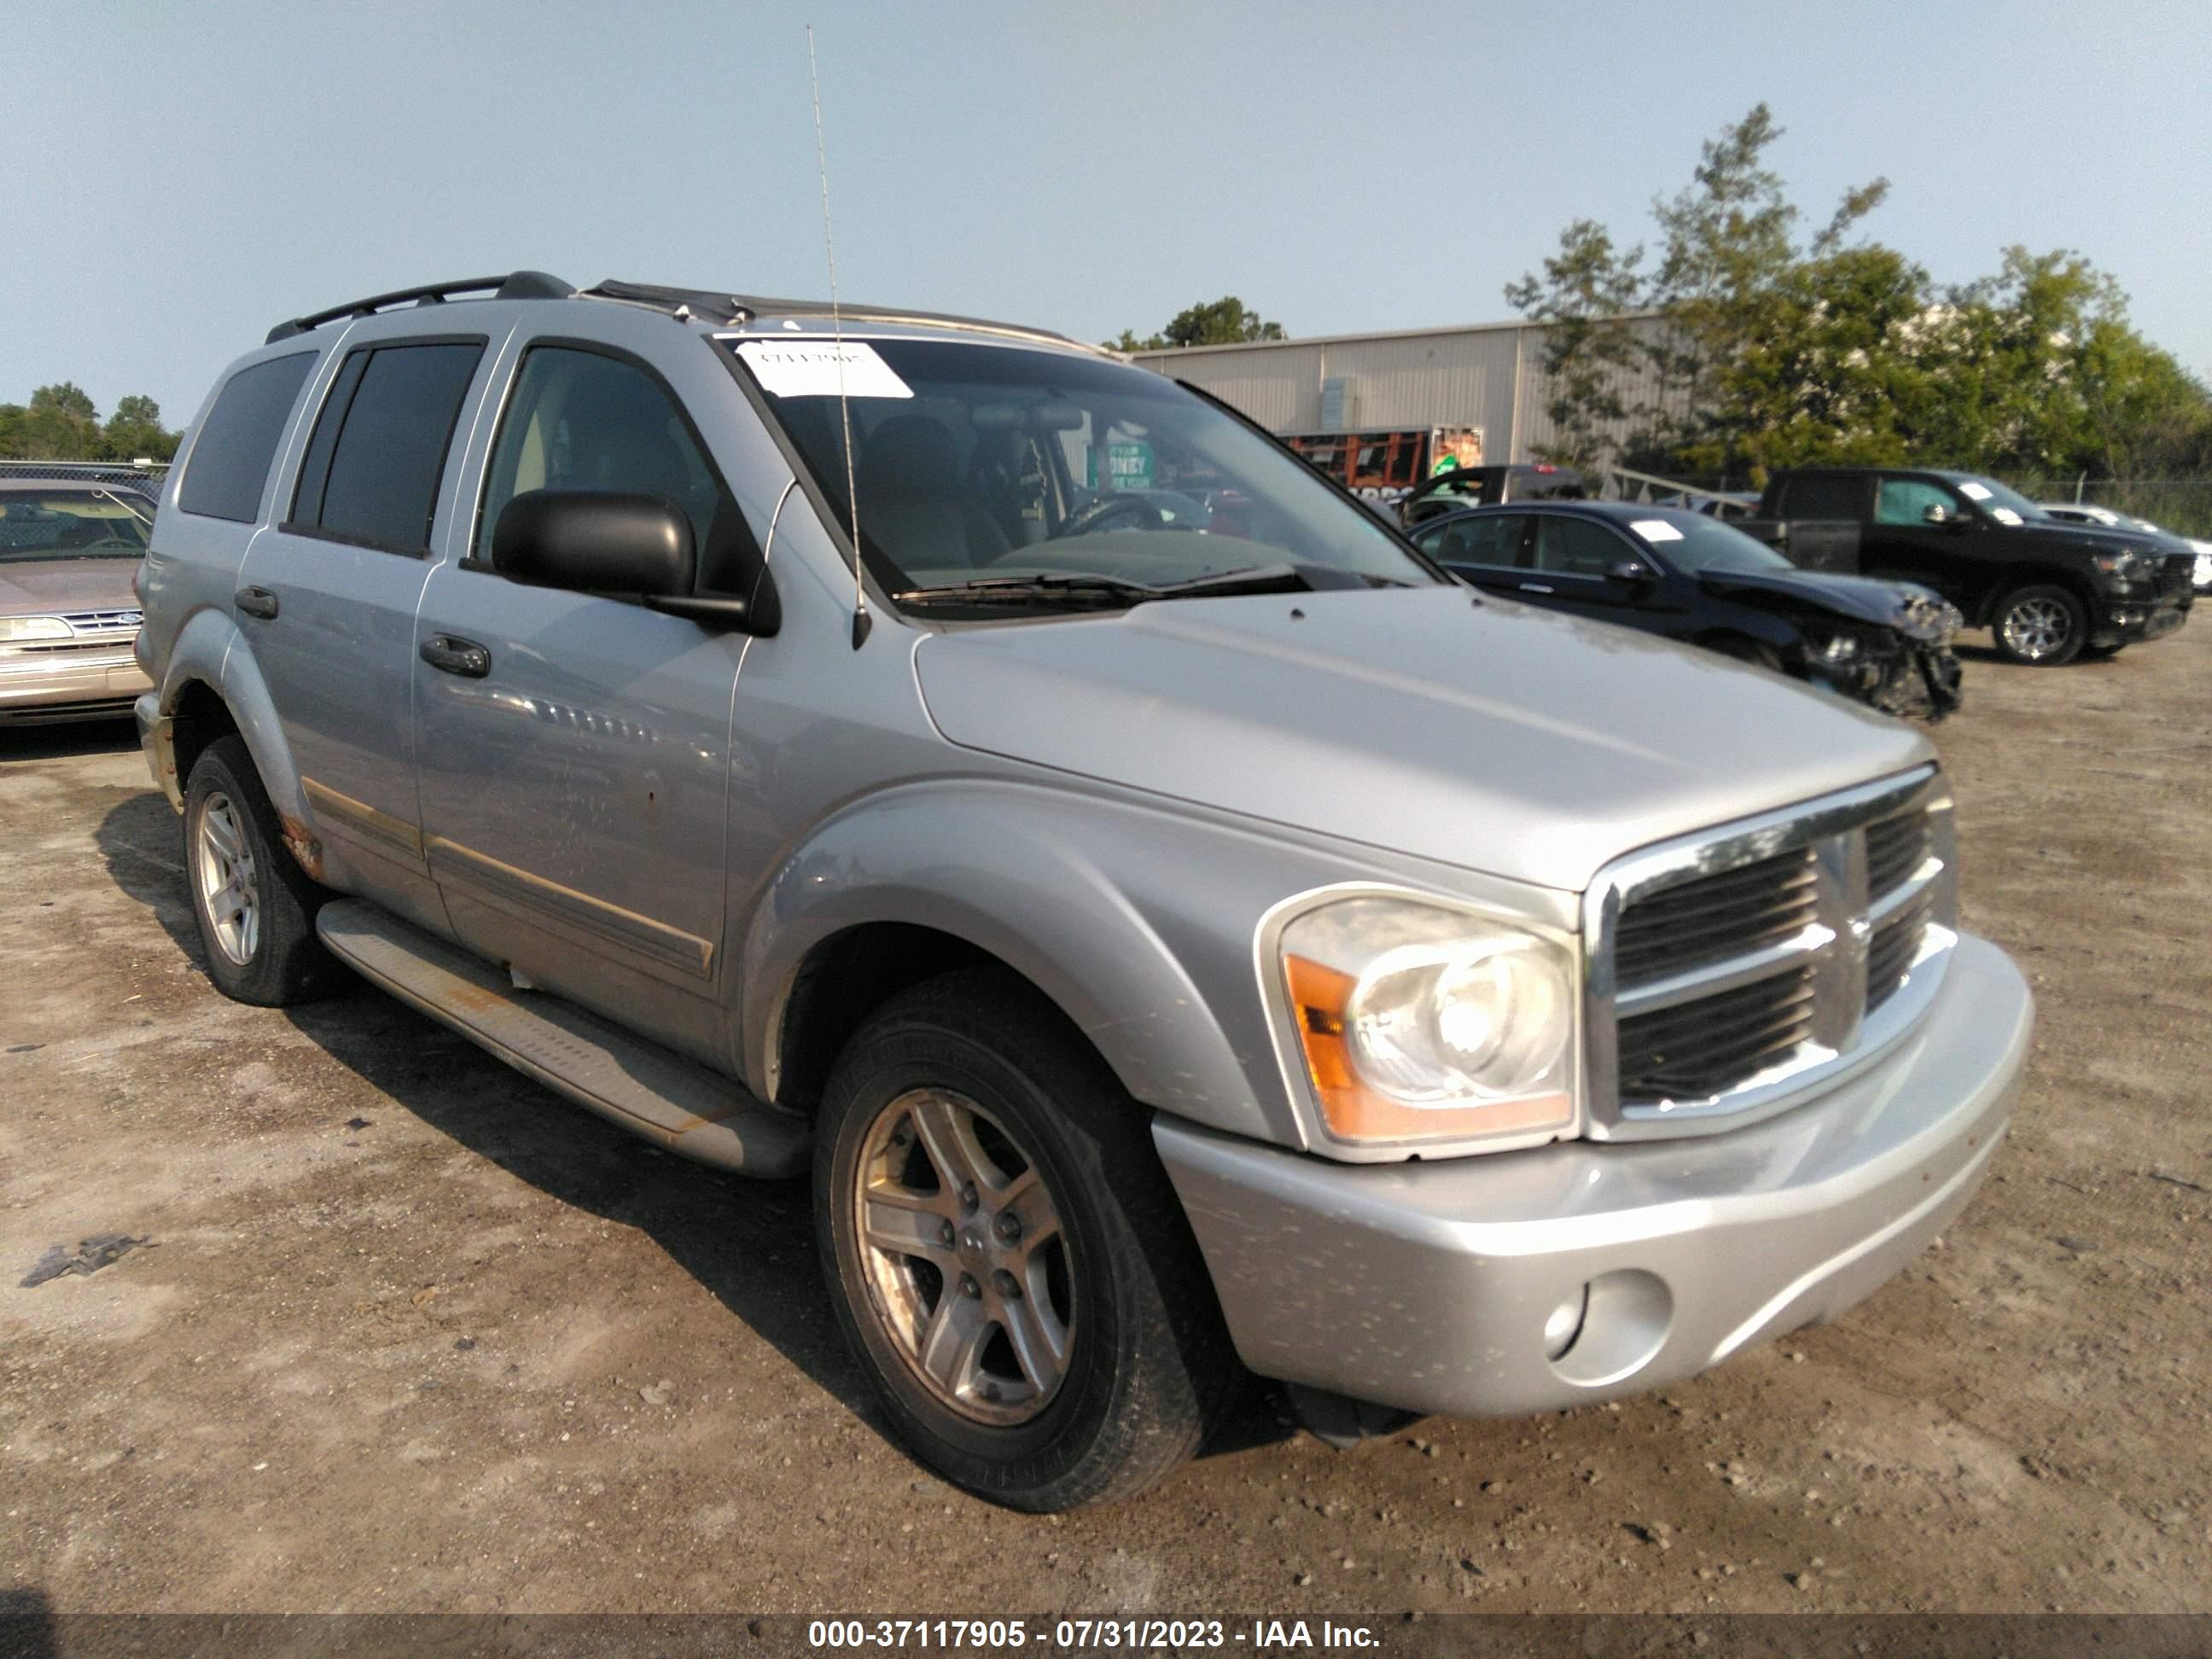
1604, 559, 1650, 585
494, 490, 696, 597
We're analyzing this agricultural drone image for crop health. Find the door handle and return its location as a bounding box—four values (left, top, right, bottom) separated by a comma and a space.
235, 585, 280, 620
419, 634, 492, 678
1519, 582, 1555, 595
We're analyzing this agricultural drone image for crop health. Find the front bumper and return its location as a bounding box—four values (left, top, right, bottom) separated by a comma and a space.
0, 645, 151, 725
1155, 931, 2030, 1418
2092, 596, 2186, 648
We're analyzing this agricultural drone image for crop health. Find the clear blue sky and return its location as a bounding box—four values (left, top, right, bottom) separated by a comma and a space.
6, 0, 2209, 428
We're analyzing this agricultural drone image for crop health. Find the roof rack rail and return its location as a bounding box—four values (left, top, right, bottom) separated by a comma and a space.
265, 271, 574, 345
580, 279, 1097, 353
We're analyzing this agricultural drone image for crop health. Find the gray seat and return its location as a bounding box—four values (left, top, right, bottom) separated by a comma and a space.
854, 416, 1010, 570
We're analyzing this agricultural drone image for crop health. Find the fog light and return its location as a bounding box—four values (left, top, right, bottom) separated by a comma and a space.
1543, 1286, 1590, 1360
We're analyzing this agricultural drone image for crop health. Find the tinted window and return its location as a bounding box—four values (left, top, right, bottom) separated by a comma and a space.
178, 352, 317, 523
1875, 477, 1955, 527
1778, 475, 1866, 520
1418, 514, 1526, 568
1532, 515, 1631, 576
291, 342, 484, 554
477, 346, 760, 591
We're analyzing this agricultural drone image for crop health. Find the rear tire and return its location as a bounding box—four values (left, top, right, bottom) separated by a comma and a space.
182, 735, 344, 1005
815, 969, 1238, 1511
1992, 585, 2087, 666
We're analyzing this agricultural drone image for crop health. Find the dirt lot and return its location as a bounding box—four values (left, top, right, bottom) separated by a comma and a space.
2, 623, 2208, 1621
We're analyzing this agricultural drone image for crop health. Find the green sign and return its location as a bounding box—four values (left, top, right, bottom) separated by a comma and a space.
1092, 440, 1153, 492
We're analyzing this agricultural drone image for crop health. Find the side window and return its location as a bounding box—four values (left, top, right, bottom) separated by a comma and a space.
1874, 477, 1957, 526
1420, 513, 1527, 569
177, 352, 318, 522
1778, 475, 1866, 521
478, 346, 760, 592
288, 341, 485, 555
1531, 515, 1630, 577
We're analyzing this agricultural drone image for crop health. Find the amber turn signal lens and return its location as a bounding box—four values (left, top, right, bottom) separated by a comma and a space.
1285, 952, 1572, 1146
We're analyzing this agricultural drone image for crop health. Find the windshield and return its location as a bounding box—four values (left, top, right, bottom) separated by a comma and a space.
0, 492, 153, 562
1950, 475, 2046, 522
1622, 509, 1793, 573
728, 336, 1434, 608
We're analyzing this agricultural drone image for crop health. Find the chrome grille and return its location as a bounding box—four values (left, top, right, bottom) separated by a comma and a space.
1614, 846, 1819, 981
9, 608, 143, 653
1619, 963, 1817, 1101
1866, 810, 1931, 896
1586, 768, 1958, 1138
1867, 889, 1934, 1010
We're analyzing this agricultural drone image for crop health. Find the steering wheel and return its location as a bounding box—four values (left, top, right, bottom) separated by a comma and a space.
1051, 494, 1161, 539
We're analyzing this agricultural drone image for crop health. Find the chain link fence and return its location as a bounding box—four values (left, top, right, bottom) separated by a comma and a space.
1, 458, 170, 492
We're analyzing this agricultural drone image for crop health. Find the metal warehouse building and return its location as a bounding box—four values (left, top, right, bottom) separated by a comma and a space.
1132, 315, 1676, 467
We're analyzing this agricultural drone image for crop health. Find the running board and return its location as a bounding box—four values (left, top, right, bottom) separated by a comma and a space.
315, 899, 808, 1179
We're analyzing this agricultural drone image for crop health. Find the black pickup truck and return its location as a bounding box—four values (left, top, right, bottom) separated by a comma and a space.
1743, 467, 2194, 666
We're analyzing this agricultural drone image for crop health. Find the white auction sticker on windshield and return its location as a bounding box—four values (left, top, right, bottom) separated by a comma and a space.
1957, 481, 1992, 500
1630, 518, 1685, 542
734, 340, 913, 400
1989, 506, 2023, 525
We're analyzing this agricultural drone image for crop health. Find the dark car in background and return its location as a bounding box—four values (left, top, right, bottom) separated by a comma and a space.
1398, 463, 1586, 528
1743, 468, 2192, 665
1412, 501, 1964, 719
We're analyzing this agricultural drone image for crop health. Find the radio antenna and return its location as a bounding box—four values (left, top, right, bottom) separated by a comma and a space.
807, 24, 870, 649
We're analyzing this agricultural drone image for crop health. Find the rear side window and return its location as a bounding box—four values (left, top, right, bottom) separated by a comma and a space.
288, 341, 485, 555
178, 352, 318, 522
1778, 475, 1866, 521
1418, 514, 1527, 568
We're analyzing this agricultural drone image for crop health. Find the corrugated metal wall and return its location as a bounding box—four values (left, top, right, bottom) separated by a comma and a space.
1137, 317, 1685, 465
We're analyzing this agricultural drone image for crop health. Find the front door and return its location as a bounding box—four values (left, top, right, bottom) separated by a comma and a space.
234, 330, 498, 933
1516, 514, 1683, 633
410, 337, 755, 1061
1866, 474, 1983, 609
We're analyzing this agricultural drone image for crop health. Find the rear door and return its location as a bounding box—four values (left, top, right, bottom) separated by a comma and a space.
410, 321, 769, 1061
233, 327, 500, 931
1416, 512, 1529, 597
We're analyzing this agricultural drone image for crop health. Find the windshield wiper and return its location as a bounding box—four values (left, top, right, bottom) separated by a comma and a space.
894, 564, 1318, 609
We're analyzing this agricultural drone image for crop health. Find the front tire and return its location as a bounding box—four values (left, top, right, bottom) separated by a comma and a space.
1993, 585, 2087, 666
815, 969, 1237, 1511
183, 735, 344, 1005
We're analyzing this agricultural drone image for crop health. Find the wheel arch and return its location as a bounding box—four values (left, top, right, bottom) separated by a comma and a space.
736, 784, 1312, 1149
154, 613, 314, 874
1973, 566, 2098, 630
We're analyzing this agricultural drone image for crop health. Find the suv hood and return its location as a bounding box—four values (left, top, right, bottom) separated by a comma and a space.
1697, 567, 1954, 637
0, 556, 142, 615
913, 586, 1930, 894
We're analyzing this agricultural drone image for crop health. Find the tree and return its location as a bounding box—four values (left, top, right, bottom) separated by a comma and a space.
1108, 296, 1286, 352
1506, 104, 2212, 486
21, 383, 104, 460
1502, 219, 1644, 466
102, 394, 179, 463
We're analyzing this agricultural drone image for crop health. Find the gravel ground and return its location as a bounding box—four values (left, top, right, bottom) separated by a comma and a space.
1, 622, 2207, 1618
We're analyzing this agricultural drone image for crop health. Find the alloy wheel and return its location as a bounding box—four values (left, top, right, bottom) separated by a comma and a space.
2001, 597, 2074, 661
194, 790, 261, 966
850, 1088, 1074, 1427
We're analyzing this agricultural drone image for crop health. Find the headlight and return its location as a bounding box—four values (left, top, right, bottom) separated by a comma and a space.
0, 615, 72, 644
1809, 632, 1862, 666
2092, 550, 2149, 579
1278, 896, 1577, 1150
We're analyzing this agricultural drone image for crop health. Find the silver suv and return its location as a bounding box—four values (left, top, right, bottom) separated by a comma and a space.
133, 273, 2032, 1510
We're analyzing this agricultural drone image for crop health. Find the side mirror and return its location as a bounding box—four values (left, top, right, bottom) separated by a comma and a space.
494, 490, 696, 596
1604, 559, 1650, 585
1920, 503, 1948, 526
